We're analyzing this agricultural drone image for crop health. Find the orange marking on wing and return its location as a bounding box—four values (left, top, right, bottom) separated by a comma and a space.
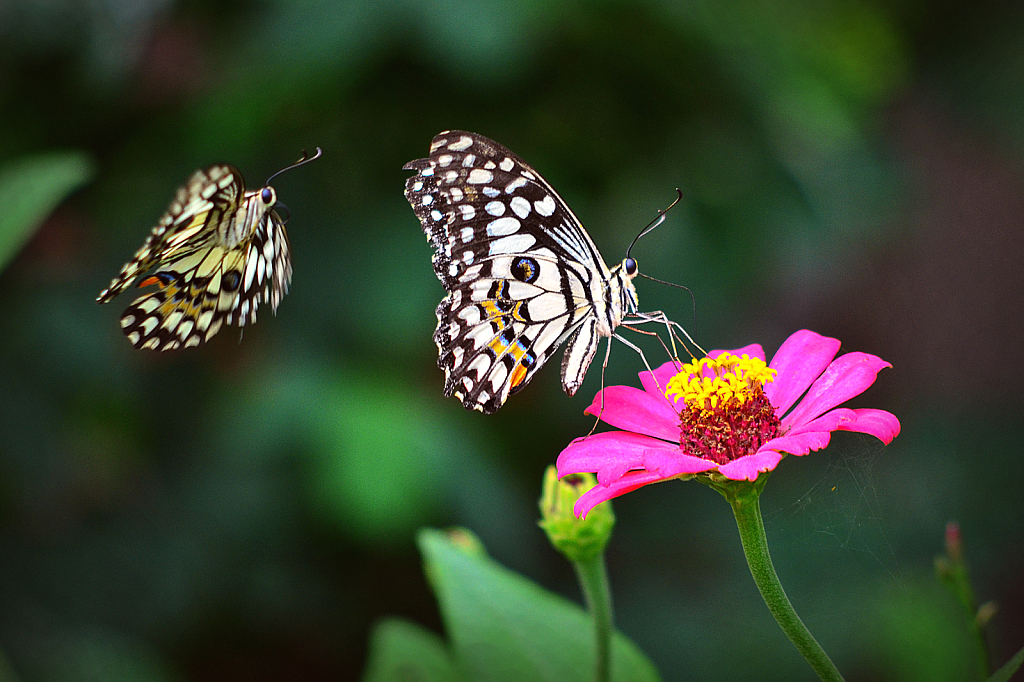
488, 334, 511, 356
509, 363, 529, 388
139, 276, 163, 288
479, 300, 502, 319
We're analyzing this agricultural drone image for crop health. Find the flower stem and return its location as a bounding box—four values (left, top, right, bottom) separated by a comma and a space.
711, 476, 845, 682
573, 554, 614, 682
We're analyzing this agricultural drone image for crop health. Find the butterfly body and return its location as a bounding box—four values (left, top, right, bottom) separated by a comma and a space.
404, 130, 639, 413
97, 163, 294, 351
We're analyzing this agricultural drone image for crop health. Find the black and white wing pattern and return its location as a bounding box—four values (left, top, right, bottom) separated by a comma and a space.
404, 130, 640, 413
97, 163, 297, 351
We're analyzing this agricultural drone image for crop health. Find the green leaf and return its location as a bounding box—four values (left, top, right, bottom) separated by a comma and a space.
362, 618, 460, 682
0, 151, 95, 272
984, 642, 1024, 682
418, 528, 661, 682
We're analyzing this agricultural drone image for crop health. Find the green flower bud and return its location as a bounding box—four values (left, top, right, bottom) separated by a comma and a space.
538, 466, 615, 563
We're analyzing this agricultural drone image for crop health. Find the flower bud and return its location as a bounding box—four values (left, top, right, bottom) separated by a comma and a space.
538, 466, 615, 563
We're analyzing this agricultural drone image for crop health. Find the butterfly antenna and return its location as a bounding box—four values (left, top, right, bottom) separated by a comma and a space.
265, 147, 323, 186
625, 188, 683, 260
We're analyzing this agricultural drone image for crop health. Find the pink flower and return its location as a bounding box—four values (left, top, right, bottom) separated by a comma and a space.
557, 330, 900, 517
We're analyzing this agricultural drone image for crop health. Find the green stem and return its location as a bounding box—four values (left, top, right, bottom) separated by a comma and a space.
940, 558, 991, 679
712, 476, 845, 682
573, 554, 613, 682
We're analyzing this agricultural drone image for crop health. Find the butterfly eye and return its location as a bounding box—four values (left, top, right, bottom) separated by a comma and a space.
261, 187, 275, 205
623, 257, 638, 276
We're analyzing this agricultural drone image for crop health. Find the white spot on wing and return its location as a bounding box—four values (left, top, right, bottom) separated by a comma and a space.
509, 196, 531, 219
460, 226, 474, 242
138, 297, 161, 314
449, 136, 473, 151
499, 157, 515, 172
485, 201, 505, 217
489, 233, 536, 255
458, 204, 476, 221
467, 354, 491, 378
467, 169, 493, 184
486, 217, 520, 236
505, 176, 527, 193
534, 194, 557, 216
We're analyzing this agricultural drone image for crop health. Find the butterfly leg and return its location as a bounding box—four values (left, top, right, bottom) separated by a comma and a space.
625, 310, 706, 360
586, 336, 616, 436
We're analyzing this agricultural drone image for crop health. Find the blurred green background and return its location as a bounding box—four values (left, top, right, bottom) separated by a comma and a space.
2, 0, 1022, 679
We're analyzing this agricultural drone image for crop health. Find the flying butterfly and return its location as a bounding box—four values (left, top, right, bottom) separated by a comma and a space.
97, 148, 321, 350
404, 130, 675, 414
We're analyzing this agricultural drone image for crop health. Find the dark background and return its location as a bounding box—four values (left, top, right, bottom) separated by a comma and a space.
1, 0, 1022, 679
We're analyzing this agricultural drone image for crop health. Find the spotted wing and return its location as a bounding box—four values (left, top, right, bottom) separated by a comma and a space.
98, 166, 292, 350
404, 130, 614, 413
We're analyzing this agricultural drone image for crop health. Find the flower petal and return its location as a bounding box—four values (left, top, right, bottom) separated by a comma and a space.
765, 330, 841, 415
584, 385, 680, 441
786, 408, 858, 436
642, 447, 718, 477
837, 408, 901, 444
718, 449, 784, 480
557, 431, 665, 478
759, 430, 834, 457
782, 352, 891, 430
573, 469, 673, 518
639, 361, 685, 403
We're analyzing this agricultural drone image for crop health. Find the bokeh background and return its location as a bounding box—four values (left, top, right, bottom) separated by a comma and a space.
2, 0, 1023, 680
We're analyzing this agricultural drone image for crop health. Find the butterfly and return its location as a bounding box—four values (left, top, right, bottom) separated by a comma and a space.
97, 149, 320, 350
404, 130, 645, 414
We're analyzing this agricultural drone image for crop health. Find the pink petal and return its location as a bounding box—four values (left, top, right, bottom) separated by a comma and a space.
718, 449, 784, 480
786, 408, 858, 436
573, 469, 674, 519
759, 430, 834, 457
639, 361, 685, 403
765, 330, 841, 415
557, 431, 669, 478
782, 352, 891, 430
642, 447, 718, 477
837, 408, 901, 444
583, 385, 680, 441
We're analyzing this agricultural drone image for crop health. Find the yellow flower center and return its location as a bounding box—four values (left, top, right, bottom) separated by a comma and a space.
666, 352, 780, 465
666, 353, 777, 411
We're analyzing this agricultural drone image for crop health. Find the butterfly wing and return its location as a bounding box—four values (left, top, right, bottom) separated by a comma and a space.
98, 166, 292, 350
404, 130, 617, 413
97, 166, 241, 303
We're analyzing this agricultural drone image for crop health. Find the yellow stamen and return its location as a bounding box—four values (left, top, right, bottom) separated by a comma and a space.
665, 353, 777, 412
